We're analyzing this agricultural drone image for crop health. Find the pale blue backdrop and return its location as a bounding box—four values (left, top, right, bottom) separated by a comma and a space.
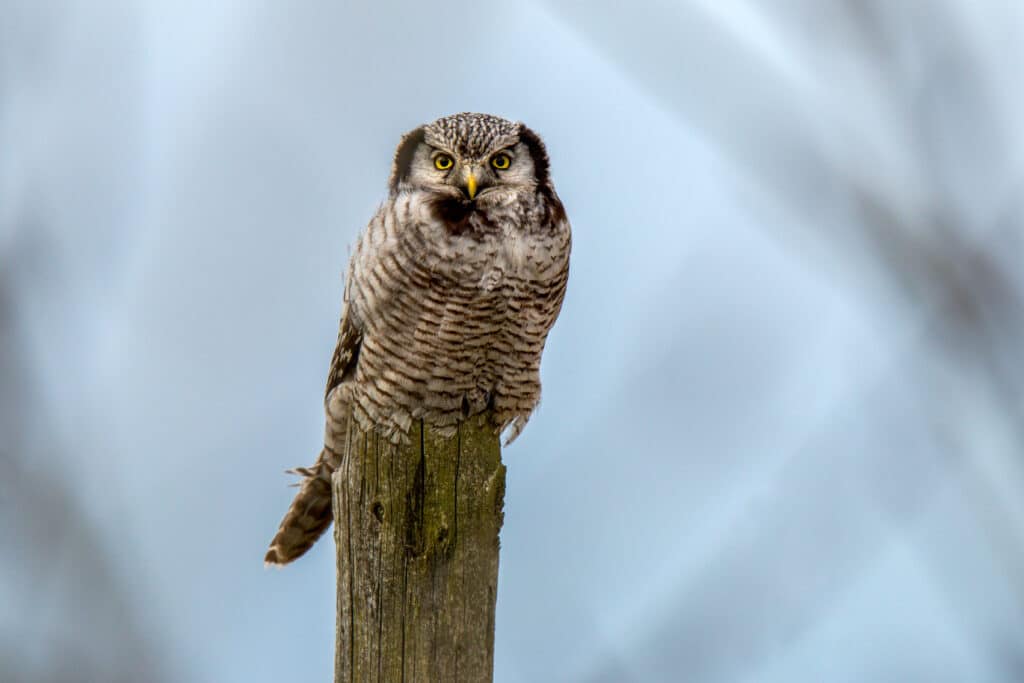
3, 2, 1024, 681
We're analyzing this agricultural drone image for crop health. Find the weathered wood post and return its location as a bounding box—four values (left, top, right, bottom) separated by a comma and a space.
332, 411, 506, 682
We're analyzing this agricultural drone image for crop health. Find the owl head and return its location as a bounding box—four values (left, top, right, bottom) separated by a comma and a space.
389, 113, 554, 203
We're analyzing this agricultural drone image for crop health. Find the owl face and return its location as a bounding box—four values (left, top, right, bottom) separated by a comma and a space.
403, 139, 537, 201
389, 113, 553, 205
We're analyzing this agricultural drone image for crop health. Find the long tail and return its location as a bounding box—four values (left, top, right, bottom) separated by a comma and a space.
264, 446, 343, 565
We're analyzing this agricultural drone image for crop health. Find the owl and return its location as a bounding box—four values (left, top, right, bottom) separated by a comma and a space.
265, 113, 571, 565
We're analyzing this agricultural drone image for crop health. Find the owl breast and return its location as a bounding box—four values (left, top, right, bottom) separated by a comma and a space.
342, 191, 570, 443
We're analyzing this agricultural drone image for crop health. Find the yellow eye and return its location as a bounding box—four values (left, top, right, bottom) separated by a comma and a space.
491, 153, 511, 170
434, 154, 454, 170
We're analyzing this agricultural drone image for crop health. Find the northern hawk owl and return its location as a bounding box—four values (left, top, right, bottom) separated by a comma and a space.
265, 112, 571, 565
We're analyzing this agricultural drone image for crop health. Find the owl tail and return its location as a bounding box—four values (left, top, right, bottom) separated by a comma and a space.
264, 446, 343, 566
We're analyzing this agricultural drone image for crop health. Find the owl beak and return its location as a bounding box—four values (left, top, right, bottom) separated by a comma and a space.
465, 172, 478, 200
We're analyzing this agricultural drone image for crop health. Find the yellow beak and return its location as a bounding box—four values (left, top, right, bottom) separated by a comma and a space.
466, 172, 478, 200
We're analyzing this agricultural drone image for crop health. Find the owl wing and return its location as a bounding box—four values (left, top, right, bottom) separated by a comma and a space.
324, 304, 362, 401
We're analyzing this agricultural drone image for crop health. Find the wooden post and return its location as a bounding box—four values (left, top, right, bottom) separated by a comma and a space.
332, 412, 506, 682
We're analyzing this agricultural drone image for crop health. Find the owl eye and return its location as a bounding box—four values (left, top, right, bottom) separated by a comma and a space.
434, 154, 454, 171
491, 153, 512, 170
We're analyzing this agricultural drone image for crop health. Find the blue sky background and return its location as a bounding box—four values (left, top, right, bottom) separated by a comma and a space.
3, 2, 1024, 681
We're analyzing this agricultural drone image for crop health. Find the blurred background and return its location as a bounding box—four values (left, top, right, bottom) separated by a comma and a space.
2, 1, 1023, 681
